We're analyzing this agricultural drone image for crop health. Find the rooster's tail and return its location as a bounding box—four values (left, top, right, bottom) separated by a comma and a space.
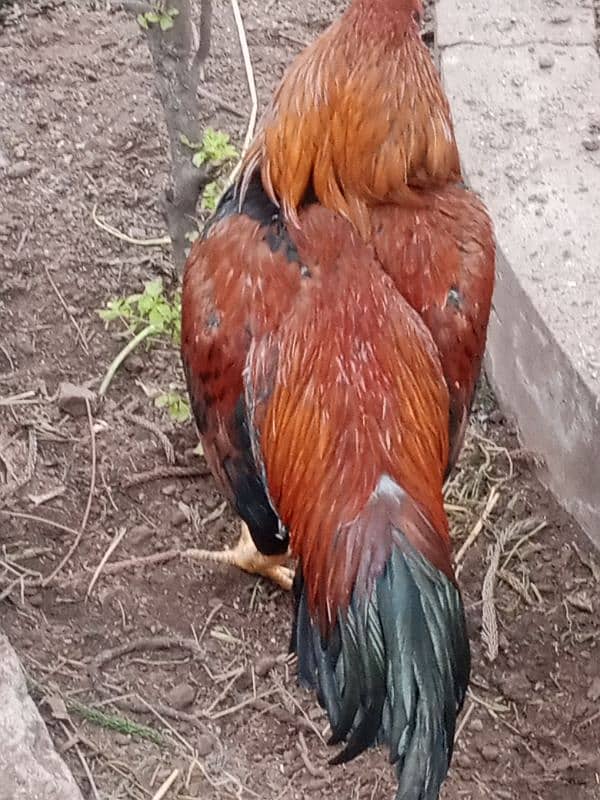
292, 476, 470, 800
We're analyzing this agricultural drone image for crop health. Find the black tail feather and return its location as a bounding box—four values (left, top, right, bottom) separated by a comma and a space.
291, 534, 470, 800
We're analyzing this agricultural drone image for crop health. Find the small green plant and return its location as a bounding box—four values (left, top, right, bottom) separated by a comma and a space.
155, 390, 191, 424
137, 4, 179, 32
181, 128, 238, 169
98, 129, 237, 399
201, 180, 222, 212
97, 278, 181, 396
99, 278, 181, 344
181, 128, 238, 213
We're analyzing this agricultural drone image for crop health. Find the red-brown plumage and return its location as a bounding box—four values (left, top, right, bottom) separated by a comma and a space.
182, 189, 472, 795
370, 188, 495, 468
240, 0, 460, 238
181, 213, 302, 508
182, 199, 454, 601
244, 205, 453, 628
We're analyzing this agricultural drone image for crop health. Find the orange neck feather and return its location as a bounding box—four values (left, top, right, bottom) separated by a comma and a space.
240, 0, 459, 238
348, 0, 424, 38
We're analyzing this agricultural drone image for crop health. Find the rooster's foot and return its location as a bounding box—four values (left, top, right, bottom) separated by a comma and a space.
187, 521, 294, 591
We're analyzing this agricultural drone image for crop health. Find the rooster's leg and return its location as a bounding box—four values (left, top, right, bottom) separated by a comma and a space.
187, 521, 294, 591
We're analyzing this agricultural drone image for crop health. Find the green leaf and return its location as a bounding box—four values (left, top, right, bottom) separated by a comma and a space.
201, 181, 221, 211
97, 297, 134, 323
145, 10, 160, 23
167, 7, 179, 16
192, 150, 207, 168
137, 13, 149, 29
201, 128, 238, 164
155, 392, 191, 424
159, 14, 174, 30
143, 278, 164, 298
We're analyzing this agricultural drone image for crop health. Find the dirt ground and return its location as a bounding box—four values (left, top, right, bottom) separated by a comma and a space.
1, 1, 600, 799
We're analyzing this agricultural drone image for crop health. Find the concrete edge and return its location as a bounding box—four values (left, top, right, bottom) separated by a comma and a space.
435, 7, 600, 548
484, 245, 600, 543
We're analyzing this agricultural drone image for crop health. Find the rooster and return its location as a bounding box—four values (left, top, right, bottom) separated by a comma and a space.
181, 0, 495, 797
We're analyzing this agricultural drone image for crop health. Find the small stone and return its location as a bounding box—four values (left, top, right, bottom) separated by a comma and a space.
123, 355, 144, 374
171, 509, 188, 527
454, 753, 473, 768
567, 590, 594, 613
538, 54, 555, 69
196, 734, 214, 757
255, 655, 277, 677
161, 483, 178, 497
29, 593, 44, 607
497, 671, 532, 703
129, 524, 154, 546
7, 161, 36, 179
587, 677, 600, 702
470, 718, 484, 732
57, 382, 96, 417
17, 340, 35, 356
166, 683, 195, 710
582, 138, 599, 152
480, 744, 500, 762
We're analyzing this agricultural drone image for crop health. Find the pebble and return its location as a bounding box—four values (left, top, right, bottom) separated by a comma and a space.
57, 382, 96, 417
497, 671, 532, 703
254, 655, 277, 677
7, 161, 36, 179
166, 682, 195, 710
480, 744, 501, 762
454, 753, 473, 768
129, 524, 155, 546
470, 718, 484, 732
538, 54, 555, 69
171, 509, 188, 527
123, 354, 144, 374
196, 734, 214, 757
582, 138, 599, 152
587, 677, 600, 702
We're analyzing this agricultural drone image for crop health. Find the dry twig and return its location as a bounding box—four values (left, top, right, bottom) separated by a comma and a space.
151, 768, 179, 800
92, 635, 202, 673
122, 465, 209, 488
455, 485, 501, 573
86, 526, 128, 598
0, 510, 81, 539
43, 398, 97, 585
44, 265, 90, 354
92, 204, 170, 246
124, 411, 175, 465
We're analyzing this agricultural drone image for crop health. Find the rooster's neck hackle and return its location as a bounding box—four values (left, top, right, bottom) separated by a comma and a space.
349, 0, 424, 37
